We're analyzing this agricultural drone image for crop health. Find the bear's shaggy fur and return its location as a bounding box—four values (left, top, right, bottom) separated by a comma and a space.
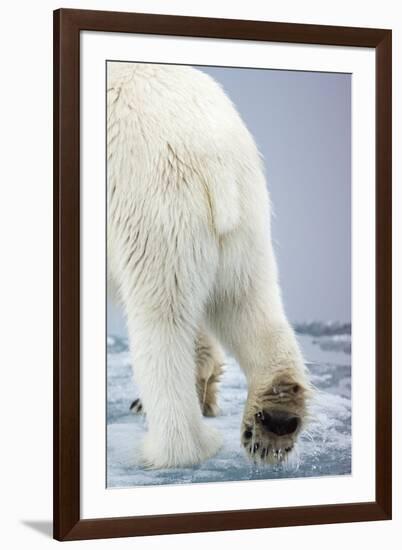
107, 63, 311, 468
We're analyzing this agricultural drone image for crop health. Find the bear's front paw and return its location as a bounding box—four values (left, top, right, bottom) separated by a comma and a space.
129, 398, 144, 415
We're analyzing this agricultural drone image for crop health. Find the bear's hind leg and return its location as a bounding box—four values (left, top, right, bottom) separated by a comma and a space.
209, 257, 311, 466
118, 197, 222, 468
130, 328, 225, 418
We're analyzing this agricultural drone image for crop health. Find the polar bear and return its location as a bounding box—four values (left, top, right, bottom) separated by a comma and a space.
107, 62, 311, 469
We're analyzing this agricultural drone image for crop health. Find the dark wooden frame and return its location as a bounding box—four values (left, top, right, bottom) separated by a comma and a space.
54, 8, 392, 541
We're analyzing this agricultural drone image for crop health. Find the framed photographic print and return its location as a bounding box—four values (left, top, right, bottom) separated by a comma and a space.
53, 8, 392, 541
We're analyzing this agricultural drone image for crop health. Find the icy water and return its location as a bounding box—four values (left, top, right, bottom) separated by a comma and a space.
107, 323, 351, 488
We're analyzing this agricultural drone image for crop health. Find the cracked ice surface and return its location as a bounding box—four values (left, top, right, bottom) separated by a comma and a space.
107, 323, 351, 487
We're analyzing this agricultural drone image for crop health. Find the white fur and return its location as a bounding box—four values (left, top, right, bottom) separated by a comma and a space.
107, 63, 309, 468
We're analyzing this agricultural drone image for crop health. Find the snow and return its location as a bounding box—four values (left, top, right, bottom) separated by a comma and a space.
107, 324, 351, 488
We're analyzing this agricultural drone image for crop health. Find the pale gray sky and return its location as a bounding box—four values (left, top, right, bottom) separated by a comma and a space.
108, 65, 351, 335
